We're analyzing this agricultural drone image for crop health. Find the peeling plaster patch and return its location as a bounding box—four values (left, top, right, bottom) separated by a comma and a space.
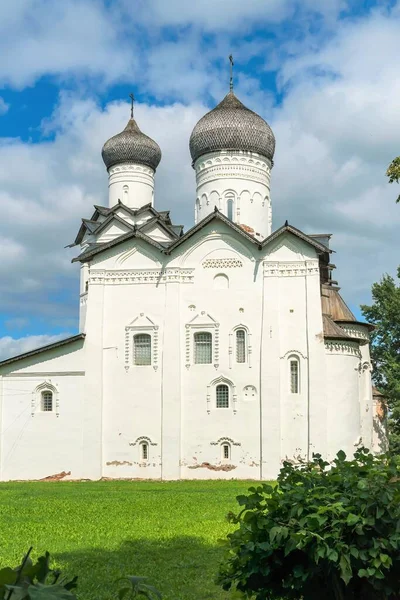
106, 460, 133, 466
40, 470, 71, 481
188, 462, 236, 472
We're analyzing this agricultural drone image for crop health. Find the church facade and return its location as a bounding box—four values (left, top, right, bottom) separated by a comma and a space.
0, 88, 384, 481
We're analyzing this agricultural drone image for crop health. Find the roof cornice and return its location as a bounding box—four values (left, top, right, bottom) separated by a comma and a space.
261, 223, 332, 254
0, 334, 86, 368
72, 229, 166, 263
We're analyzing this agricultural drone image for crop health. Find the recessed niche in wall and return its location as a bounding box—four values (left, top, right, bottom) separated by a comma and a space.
213, 273, 229, 290
243, 385, 257, 400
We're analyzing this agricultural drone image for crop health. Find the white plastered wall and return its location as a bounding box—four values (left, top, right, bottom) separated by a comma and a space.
0, 340, 85, 480
108, 162, 155, 209
194, 151, 272, 239
325, 340, 362, 460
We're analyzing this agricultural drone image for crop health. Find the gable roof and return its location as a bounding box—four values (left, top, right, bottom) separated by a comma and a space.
90, 212, 136, 237
72, 228, 166, 263
70, 202, 179, 247
165, 208, 262, 254
0, 334, 85, 368
261, 222, 332, 254
72, 208, 334, 264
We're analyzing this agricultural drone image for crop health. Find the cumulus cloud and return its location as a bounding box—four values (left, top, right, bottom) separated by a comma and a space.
0, 0, 399, 346
0, 0, 132, 88
0, 95, 205, 327
0, 333, 72, 361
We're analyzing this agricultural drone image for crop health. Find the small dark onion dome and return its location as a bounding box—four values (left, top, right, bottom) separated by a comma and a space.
189, 91, 275, 164
102, 118, 162, 171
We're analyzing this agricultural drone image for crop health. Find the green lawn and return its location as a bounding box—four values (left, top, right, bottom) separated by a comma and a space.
0, 480, 256, 600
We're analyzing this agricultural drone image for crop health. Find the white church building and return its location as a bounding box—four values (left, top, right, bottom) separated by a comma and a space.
0, 84, 385, 481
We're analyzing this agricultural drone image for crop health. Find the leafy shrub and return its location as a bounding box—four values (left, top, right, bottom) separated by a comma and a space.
0, 549, 161, 600
0, 548, 78, 600
218, 449, 400, 600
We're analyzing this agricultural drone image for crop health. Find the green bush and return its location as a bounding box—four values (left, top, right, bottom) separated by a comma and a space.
218, 449, 400, 600
0, 549, 161, 600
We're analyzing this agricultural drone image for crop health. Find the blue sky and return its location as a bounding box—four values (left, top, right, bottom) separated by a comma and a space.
0, 0, 399, 358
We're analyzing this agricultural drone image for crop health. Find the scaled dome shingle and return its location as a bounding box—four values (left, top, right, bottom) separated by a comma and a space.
102, 118, 162, 171
189, 91, 275, 164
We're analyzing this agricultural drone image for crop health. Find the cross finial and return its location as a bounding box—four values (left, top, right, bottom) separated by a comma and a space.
129, 93, 134, 119
229, 54, 234, 92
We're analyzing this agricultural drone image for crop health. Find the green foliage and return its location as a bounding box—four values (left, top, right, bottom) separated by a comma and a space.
361, 271, 400, 453
386, 156, 400, 202
0, 550, 162, 600
0, 480, 255, 600
0, 549, 78, 600
218, 449, 400, 600
116, 576, 161, 600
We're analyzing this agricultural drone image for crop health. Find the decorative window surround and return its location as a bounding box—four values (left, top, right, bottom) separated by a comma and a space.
210, 436, 241, 446
229, 325, 252, 368
206, 376, 237, 414
129, 435, 158, 447
324, 340, 361, 358
263, 260, 319, 278
202, 258, 243, 269
125, 314, 159, 371
280, 350, 308, 361
32, 381, 59, 417
89, 268, 194, 285
185, 312, 220, 370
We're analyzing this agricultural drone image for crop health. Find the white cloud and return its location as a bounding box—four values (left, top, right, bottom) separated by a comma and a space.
0, 0, 132, 88
0, 97, 9, 115
0, 94, 205, 324
119, 0, 347, 31
0, 0, 399, 342
0, 334, 72, 361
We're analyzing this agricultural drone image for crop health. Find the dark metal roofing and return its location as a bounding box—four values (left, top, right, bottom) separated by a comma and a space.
102, 118, 162, 171
189, 91, 275, 164
72, 229, 166, 263
0, 334, 85, 368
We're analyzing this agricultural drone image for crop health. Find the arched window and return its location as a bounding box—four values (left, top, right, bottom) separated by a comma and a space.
41, 391, 53, 412
221, 443, 230, 460
227, 198, 234, 220
290, 357, 300, 394
216, 384, 229, 408
140, 441, 149, 461
236, 329, 246, 363
123, 185, 129, 204
133, 334, 151, 366
194, 332, 212, 364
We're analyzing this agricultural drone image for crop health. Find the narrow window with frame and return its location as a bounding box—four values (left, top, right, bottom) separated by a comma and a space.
41, 391, 53, 412
236, 329, 246, 363
194, 331, 212, 364
290, 358, 300, 394
222, 443, 230, 460
133, 333, 151, 366
140, 442, 149, 461
216, 384, 229, 408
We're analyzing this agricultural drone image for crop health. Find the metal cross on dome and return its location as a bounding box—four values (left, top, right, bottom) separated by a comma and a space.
229, 54, 234, 92
129, 93, 134, 118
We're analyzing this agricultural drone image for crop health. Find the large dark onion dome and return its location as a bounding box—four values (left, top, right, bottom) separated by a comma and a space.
189, 91, 275, 164
102, 118, 162, 171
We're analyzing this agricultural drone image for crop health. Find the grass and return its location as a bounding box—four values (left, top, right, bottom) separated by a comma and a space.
0, 480, 257, 600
